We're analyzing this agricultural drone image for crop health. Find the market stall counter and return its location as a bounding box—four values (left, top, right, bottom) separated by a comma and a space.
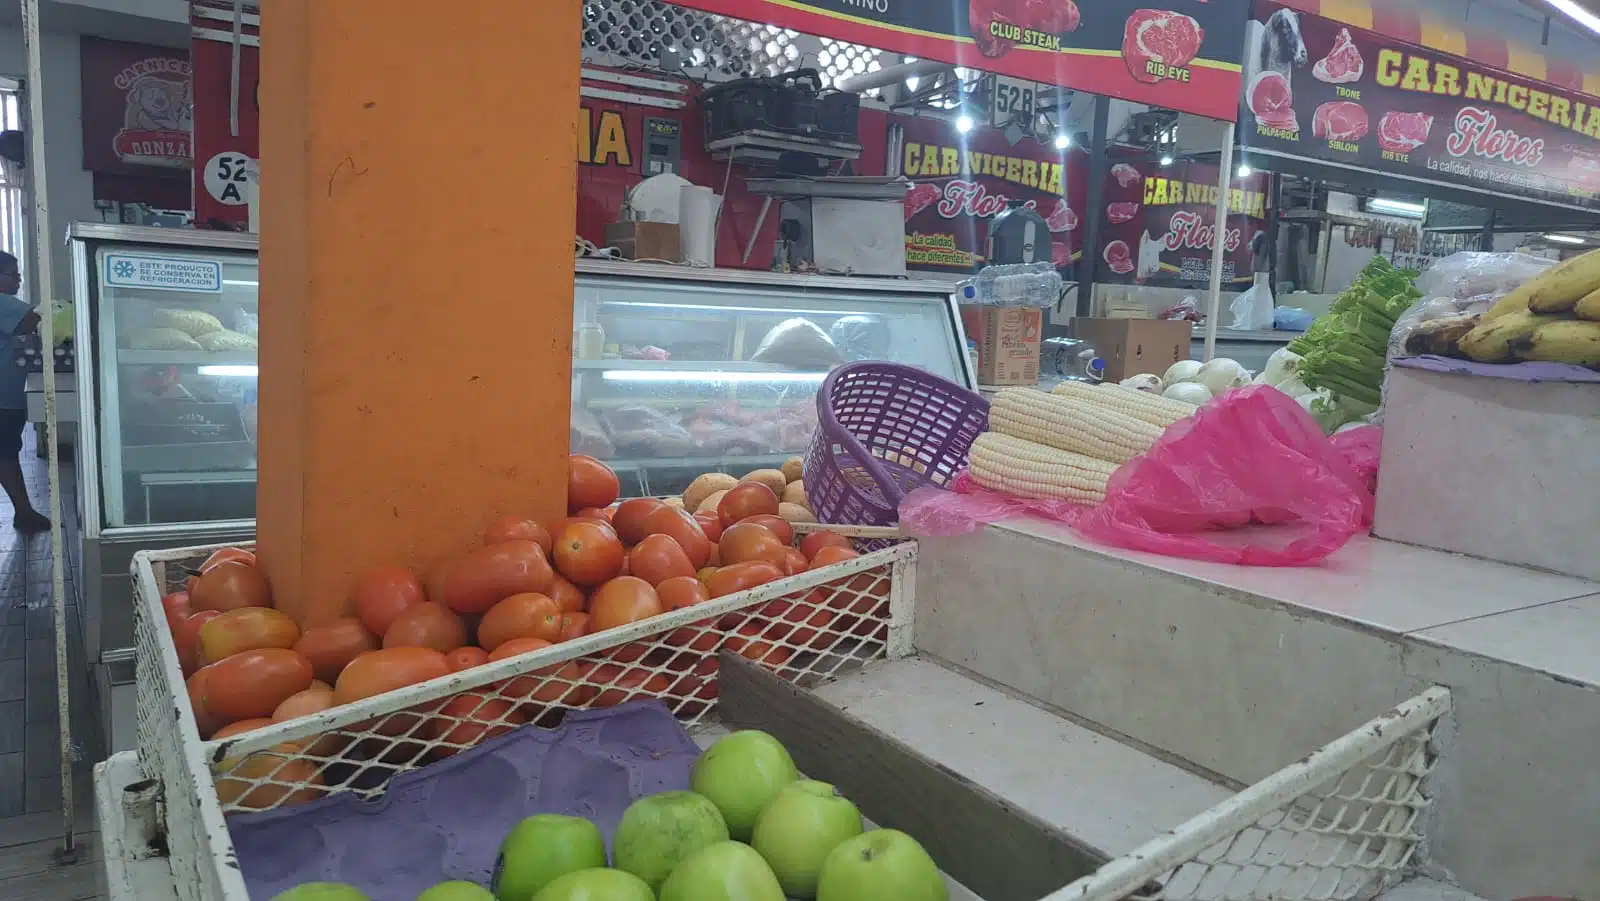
68, 223, 259, 755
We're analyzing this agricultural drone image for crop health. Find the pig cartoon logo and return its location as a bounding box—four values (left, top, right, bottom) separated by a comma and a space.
112, 57, 193, 168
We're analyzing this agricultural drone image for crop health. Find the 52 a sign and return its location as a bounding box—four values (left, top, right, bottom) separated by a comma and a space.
202, 151, 253, 206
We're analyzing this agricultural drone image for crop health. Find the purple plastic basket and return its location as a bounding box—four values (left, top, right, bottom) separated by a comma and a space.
804, 362, 989, 527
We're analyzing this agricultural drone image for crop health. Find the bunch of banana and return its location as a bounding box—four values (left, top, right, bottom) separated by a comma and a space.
1460, 248, 1600, 365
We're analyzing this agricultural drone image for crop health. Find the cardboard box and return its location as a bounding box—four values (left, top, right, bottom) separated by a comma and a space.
1071, 318, 1192, 383
604, 221, 681, 262
961, 305, 1042, 386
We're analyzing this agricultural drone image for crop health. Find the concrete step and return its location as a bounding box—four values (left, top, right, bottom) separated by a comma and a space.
810, 655, 1233, 860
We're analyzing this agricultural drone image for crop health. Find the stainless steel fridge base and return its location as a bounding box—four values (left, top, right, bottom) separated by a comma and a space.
97, 650, 139, 756
81, 525, 255, 671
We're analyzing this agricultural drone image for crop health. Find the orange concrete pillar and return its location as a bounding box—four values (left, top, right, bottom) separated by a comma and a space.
257, 2, 579, 626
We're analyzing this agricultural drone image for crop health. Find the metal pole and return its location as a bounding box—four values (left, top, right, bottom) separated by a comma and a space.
1074, 96, 1110, 318
19, 0, 76, 862
1202, 122, 1236, 362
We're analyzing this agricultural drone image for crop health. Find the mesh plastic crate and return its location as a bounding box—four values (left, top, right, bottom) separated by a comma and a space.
130, 526, 914, 901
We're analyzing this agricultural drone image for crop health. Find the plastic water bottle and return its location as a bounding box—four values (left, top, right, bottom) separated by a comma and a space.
958, 262, 1062, 307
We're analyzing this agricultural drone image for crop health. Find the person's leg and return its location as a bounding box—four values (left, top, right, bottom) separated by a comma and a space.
0, 409, 45, 531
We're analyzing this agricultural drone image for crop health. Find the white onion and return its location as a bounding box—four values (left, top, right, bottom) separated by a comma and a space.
1119, 373, 1163, 393
1258, 348, 1302, 388
1161, 382, 1212, 405
1196, 358, 1250, 396
1273, 376, 1312, 400
1163, 359, 1203, 384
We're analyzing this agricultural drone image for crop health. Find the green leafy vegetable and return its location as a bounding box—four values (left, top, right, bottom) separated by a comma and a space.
1287, 256, 1420, 425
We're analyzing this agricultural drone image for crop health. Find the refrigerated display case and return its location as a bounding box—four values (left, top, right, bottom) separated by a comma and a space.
68, 223, 258, 753
573, 260, 974, 497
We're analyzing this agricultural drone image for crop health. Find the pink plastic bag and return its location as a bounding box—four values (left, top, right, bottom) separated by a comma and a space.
899, 386, 1376, 566
1075, 385, 1374, 565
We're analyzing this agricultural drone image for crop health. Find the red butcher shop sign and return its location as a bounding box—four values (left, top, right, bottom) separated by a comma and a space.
1241, 0, 1600, 213
668, 0, 1250, 121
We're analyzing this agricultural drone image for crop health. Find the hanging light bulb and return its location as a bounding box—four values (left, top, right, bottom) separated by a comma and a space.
1159, 155, 1174, 167
956, 114, 975, 134
1053, 134, 1071, 150
1236, 164, 1253, 177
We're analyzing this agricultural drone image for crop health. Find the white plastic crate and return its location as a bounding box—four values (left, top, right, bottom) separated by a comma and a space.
131, 526, 915, 901
129, 532, 1453, 901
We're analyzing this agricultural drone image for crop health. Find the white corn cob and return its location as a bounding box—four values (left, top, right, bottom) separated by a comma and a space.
968, 432, 1116, 505
1050, 380, 1195, 428
989, 388, 1161, 465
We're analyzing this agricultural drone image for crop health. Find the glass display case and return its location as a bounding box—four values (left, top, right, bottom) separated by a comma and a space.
75, 224, 260, 532
573, 260, 974, 498
69, 223, 259, 754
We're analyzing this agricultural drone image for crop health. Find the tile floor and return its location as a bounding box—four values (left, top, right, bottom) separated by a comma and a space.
0, 427, 105, 900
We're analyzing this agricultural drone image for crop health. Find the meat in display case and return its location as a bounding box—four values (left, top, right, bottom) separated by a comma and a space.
572, 260, 975, 497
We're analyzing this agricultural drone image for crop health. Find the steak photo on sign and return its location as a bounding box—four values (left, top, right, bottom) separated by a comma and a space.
1122, 10, 1204, 84
1377, 112, 1433, 154
1312, 27, 1363, 83
1311, 101, 1368, 142
969, 0, 1081, 58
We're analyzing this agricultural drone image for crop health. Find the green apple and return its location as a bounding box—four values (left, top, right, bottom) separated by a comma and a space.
417, 882, 495, 901
688, 730, 798, 840
750, 780, 864, 899
657, 841, 785, 901
492, 814, 609, 901
269, 885, 368, 901
816, 829, 947, 901
612, 790, 730, 891
531, 868, 653, 901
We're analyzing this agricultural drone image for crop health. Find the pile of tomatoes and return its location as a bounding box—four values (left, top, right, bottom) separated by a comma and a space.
159, 455, 886, 809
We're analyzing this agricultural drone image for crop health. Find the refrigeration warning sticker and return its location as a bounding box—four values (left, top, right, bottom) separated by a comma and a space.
104, 254, 223, 293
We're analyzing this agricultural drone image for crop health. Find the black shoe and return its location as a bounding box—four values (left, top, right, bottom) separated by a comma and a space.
13, 511, 49, 533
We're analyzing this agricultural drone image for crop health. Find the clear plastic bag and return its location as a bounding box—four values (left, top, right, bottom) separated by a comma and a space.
1415, 251, 1555, 301
900, 386, 1374, 565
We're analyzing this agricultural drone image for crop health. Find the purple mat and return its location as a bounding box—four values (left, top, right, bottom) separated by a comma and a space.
227, 701, 702, 901
1394, 355, 1600, 383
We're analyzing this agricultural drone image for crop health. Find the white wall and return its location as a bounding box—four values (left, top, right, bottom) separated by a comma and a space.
0, 25, 96, 301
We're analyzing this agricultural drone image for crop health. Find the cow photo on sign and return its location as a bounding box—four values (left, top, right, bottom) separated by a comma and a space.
1243, 7, 1307, 135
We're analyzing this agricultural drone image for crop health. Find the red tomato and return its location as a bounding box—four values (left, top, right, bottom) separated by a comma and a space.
627, 534, 696, 586
658, 577, 716, 651
191, 562, 272, 612
333, 647, 451, 707
200, 547, 256, 573
568, 455, 621, 512
576, 506, 615, 522
692, 512, 724, 542
161, 591, 192, 627
552, 520, 626, 587
429, 694, 522, 755
588, 664, 672, 708
211, 718, 274, 740
477, 593, 562, 651
778, 547, 809, 577
800, 531, 853, 561
487, 636, 553, 662
557, 612, 590, 642
724, 623, 794, 670
382, 602, 469, 653
199, 648, 316, 721
482, 516, 553, 555
718, 523, 788, 566
705, 561, 784, 598
639, 506, 712, 569
175, 610, 221, 677
293, 618, 379, 685
199, 607, 301, 666
546, 574, 586, 614
718, 482, 780, 527
612, 498, 666, 545
445, 646, 490, 672
186, 666, 225, 737
588, 577, 664, 632
486, 637, 556, 705
808, 546, 861, 570
436, 540, 555, 615
272, 687, 335, 722
739, 514, 794, 545
350, 565, 427, 637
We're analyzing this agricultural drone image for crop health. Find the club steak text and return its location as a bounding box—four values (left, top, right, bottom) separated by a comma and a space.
903, 143, 1066, 194
1375, 49, 1600, 141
